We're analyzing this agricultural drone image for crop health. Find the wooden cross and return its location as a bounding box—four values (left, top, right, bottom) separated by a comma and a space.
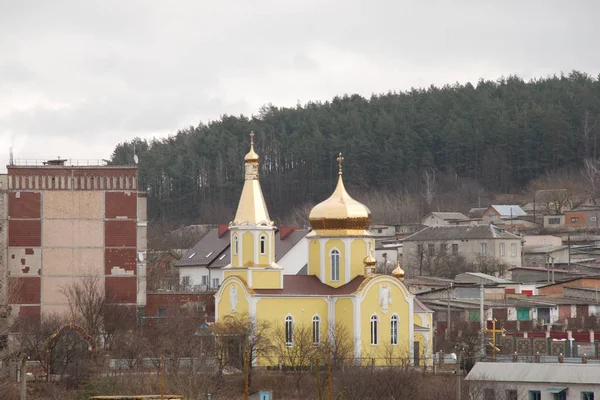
484, 318, 505, 360
337, 152, 344, 175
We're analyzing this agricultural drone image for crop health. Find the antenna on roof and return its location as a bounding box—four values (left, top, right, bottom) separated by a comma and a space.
8, 146, 13, 165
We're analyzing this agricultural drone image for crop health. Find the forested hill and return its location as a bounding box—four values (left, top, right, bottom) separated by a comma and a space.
110, 71, 600, 225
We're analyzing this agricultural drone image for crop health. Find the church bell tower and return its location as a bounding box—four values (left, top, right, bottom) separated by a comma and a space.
224, 132, 281, 289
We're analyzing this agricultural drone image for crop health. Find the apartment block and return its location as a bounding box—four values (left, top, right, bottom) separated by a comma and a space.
3, 161, 147, 320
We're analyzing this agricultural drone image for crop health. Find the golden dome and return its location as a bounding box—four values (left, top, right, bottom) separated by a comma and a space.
363, 253, 377, 267
244, 131, 259, 163
309, 153, 372, 235
392, 261, 405, 280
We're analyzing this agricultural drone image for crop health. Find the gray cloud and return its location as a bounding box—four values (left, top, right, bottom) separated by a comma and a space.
1, 0, 599, 170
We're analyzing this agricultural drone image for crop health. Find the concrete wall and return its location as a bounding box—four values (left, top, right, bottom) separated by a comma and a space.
523, 235, 562, 247
523, 247, 570, 267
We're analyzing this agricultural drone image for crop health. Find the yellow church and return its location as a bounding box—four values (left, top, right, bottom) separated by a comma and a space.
215, 132, 433, 366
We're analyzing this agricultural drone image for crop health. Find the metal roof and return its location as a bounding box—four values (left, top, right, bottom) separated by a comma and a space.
455, 272, 513, 284
466, 362, 600, 384
175, 227, 309, 268
403, 224, 520, 242
490, 205, 527, 217
428, 212, 469, 220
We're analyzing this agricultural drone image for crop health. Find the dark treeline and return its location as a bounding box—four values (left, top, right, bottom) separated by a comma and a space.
110, 71, 600, 225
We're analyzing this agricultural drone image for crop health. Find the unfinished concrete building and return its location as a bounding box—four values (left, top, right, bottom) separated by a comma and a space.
2, 160, 147, 321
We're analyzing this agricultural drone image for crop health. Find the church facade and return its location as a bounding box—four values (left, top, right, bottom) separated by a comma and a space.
214, 132, 433, 366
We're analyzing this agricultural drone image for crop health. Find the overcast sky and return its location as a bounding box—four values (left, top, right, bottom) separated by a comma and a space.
1, 0, 599, 171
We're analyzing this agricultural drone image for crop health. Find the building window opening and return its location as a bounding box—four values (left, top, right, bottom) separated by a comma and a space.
312, 316, 321, 346
285, 316, 294, 347
260, 235, 266, 255
390, 315, 398, 345
233, 235, 239, 255
331, 249, 340, 281
370, 315, 379, 345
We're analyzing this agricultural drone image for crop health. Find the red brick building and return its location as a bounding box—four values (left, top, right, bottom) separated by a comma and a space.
2, 161, 147, 320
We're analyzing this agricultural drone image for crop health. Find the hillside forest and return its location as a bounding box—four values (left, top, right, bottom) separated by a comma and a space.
109, 71, 600, 226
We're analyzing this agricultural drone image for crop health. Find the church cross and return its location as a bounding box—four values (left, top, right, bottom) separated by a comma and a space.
250, 131, 255, 146
484, 318, 505, 360
337, 152, 344, 175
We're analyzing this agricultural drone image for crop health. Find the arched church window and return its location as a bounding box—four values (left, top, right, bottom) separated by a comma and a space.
260, 235, 266, 255
285, 315, 294, 347
330, 249, 340, 281
370, 314, 379, 345
390, 315, 398, 345
233, 235, 239, 255
312, 315, 321, 346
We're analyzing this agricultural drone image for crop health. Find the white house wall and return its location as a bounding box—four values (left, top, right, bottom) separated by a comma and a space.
179, 265, 224, 290
278, 236, 309, 275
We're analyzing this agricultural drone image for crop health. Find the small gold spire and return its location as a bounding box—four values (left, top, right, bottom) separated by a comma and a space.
244, 131, 259, 163
392, 260, 405, 280
336, 152, 344, 176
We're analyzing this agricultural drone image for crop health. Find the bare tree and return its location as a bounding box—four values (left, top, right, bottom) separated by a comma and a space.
531, 170, 586, 215
273, 323, 319, 391
60, 276, 133, 349
582, 158, 600, 205
421, 169, 436, 209
212, 313, 275, 386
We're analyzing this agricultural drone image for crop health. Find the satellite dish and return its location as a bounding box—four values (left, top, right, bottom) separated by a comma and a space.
133, 154, 139, 164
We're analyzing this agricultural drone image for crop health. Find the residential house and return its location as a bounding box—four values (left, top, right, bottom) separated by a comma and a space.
402, 225, 523, 273
544, 209, 600, 230
523, 235, 562, 247
176, 225, 309, 291
482, 205, 534, 233
538, 276, 600, 297
523, 245, 570, 268
420, 212, 470, 227
483, 205, 527, 223
466, 362, 600, 400
368, 224, 396, 237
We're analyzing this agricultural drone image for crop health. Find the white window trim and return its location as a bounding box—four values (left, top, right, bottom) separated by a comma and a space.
330, 248, 341, 282
285, 314, 294, 347
370, 314, 379, 346
312, 314, 321, 346
260, 234, 267, 255
511, 243, 517, 257
390, 314, 399, 345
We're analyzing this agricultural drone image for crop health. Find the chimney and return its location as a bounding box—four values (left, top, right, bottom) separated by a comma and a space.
218, 224, 229, 238
279, 226, 299, 240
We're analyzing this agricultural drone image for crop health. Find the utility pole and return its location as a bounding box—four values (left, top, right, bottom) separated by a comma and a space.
446, 283, 452, 340
20, 357, 27, 400
327, 348, 332, 400
568, 233, 571, 269
455, 350, 461, 400
244, 349, 249, 400
161, 355, 165, 400
480, 285, 485, 357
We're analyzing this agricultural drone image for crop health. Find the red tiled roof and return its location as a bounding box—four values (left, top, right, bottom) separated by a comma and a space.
253, 275, 365, 296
